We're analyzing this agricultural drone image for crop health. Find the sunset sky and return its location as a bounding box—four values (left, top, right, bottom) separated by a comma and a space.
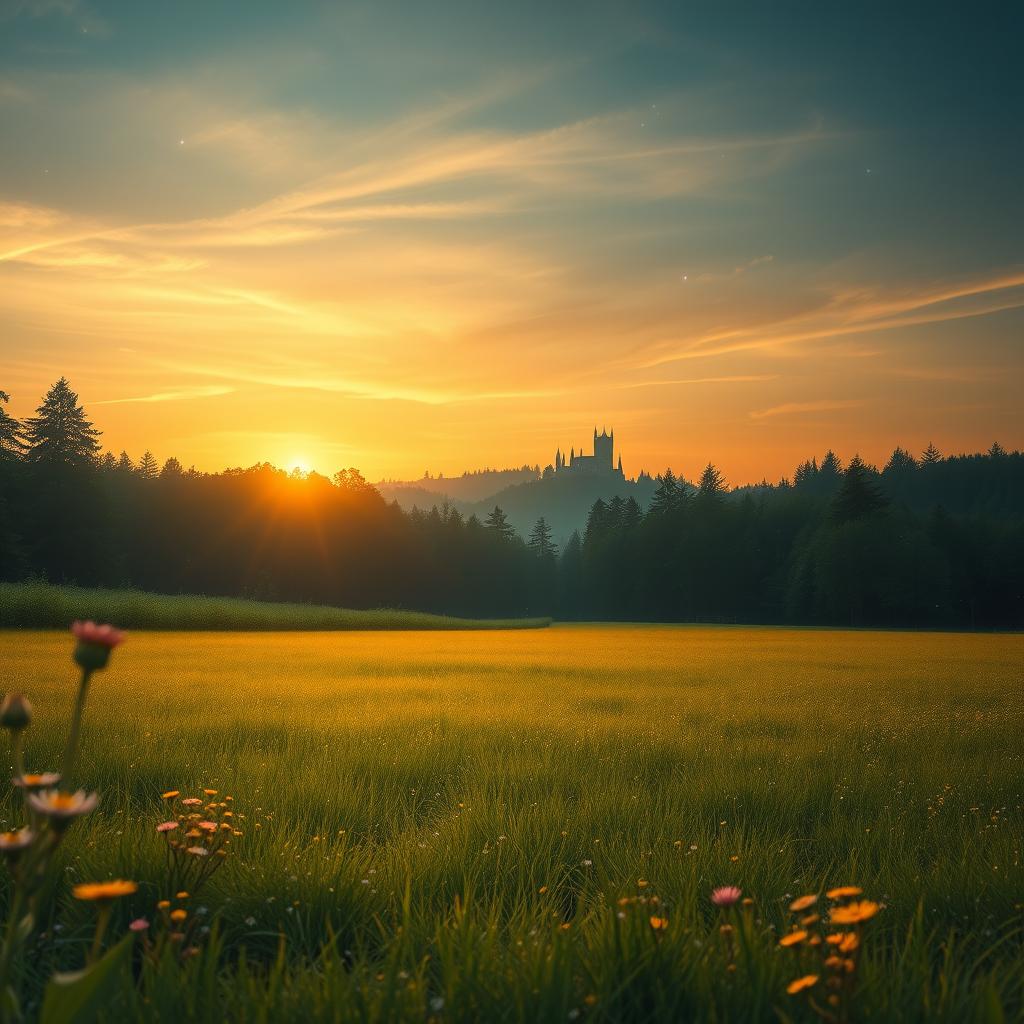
1, 1, 1021, 484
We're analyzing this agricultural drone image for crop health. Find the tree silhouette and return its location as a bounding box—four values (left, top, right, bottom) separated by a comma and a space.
697, 462, 726, 501
484, 506, 516, 542
528, 517, 558, 560
921, 443, 941, 465
0, 390, 25, 458
648, 470, 679, 514
138, 451, 159, 480
22, 378, 101, 467
831, 456, 888, 523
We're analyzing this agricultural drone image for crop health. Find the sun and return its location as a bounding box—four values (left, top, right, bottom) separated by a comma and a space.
288, 457, 314, 476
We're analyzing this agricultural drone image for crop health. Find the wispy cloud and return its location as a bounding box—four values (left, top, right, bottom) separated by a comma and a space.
750, 400, 865, 420
94, 385, 235, 405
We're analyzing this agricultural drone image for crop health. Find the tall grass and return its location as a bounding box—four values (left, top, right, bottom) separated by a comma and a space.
0, 582, 551, 631
1, 625, 1022, 1021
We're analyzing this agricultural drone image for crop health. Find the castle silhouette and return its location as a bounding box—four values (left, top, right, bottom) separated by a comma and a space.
546, 428, 624, 479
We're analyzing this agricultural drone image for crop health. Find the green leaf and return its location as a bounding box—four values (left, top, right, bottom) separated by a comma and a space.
40, 935, 132, 1024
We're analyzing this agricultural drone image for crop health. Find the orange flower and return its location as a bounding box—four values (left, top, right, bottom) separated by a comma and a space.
649, 916, 668, 930
830, 900, 880, 925
538, 886, 548, 895
826, 931, 860, 951
161, 790, 180, 800
801, 913, 820, 926
73, 880, 137, 902
170, 909, 187, 923
789, 894, 817, 912
826, 886, 862, 899
779, 930, 807, 947
786, 975, 818, 995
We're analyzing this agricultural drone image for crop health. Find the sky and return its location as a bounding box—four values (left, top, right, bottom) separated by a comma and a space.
1, 1, 1022, 484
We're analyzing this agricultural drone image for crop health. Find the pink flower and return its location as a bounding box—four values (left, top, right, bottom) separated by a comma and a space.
129, 917, 150, 932
711, 886, 742, 907
71, 621, 126, 648
198, 821, 217, 832
156, 821, 178, 833
181, 798, 203, 807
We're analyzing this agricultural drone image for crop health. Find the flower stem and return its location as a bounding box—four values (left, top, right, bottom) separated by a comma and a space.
60, 668, 93, 788
89, 904, 112, 963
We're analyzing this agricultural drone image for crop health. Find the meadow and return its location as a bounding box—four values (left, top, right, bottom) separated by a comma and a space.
1, 625, 1022, 1021
0, 582, 551, 631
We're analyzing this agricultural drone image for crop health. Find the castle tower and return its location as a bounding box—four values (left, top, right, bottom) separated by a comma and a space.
594, 427, 614, 468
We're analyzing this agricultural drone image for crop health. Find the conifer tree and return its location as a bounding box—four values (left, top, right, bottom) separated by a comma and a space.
649, 470, 679, 514
22, 378, 100, 467
831, 456, 888, 522
697, 462, 726, 501
921, 442, 941, 465
0, 390, 25, 459
160, 456, 183, 478
138, 451, 159, 479
528, 517, 558, 560
484, 506, 516, 542
116, 451, 135, 474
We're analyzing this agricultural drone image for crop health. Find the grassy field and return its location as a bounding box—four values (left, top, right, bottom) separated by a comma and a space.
0, 625, 1022, 1021
0, 582, 551, 631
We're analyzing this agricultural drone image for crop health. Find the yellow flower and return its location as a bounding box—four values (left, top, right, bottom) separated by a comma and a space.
826, 886, 862, 899
538, 886, 548, 894
203, 789, 218, 795
637, 879, 649, 888
830, 900, 880, 925
786, 975, 818, 995
157, 900, 171, 910
649, 916, 668, 930
789, 894, 818, 912
176, 891, 190, 899
827, 931, 860, 952
161, 790, 180, 800
170, 909, 187, 922
73, 879, 137, 902
779, 930, 807, 947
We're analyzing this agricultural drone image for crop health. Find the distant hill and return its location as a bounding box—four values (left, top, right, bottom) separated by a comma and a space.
382, 471, 661, 545
377, 466, 539, 505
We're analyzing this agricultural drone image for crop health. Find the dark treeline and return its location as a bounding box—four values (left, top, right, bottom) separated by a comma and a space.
1, 379, 1022, 628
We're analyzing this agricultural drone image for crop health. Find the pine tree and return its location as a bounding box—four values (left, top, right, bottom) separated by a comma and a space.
585, 498, 609, 543
528, 517, 558, 560
138, 451, 159, 479
697, 462, 726, 501
884, 447, 918, 475
484, 506, 516, 542
831, 456, 888, 522
921, 442, 941, 465
0, 390, 25, 459
988, 441, 1006, 458
116, 451, 135, 474
23, 378, 101, 467
160, 456, 184, 478
649, 470, 679, 515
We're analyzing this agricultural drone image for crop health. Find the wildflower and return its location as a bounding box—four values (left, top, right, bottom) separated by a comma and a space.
198, 821, 217, 832
0, 828, 35, 856
170, 909, 187, 923
27, 788, 98, 827
637, 879, 649, 888
826, 885, 862, 899
827, 932, 860, 952
203, 789, 218, 795
801, 913, 820, 926
711, 886, 742, 907
649, 916, 668, 930
181, 798, 203, 807
0, 693, 32, 732
789, 894, 818, 912
779, 930, 807, 947
157, 900, 171, 910
71, 621, 126, 671
786, 975, 819, 995
73, 879, 138, 902
186, 846, 209, 856
176, 891, 190, 899
830, 900, 880, 925
13, 772, 61, 790
156, 821, 178, 833
538, 886, 548, 894
129, 918, 150, 933
161, 790, 180, 800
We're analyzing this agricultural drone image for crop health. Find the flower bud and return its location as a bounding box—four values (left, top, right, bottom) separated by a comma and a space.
0, 693, 32, 732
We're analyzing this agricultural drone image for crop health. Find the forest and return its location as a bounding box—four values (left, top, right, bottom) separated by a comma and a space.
1, 378, 1021, 628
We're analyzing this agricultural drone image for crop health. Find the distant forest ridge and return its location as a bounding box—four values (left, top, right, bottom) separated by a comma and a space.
1, 378, 1022, 629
